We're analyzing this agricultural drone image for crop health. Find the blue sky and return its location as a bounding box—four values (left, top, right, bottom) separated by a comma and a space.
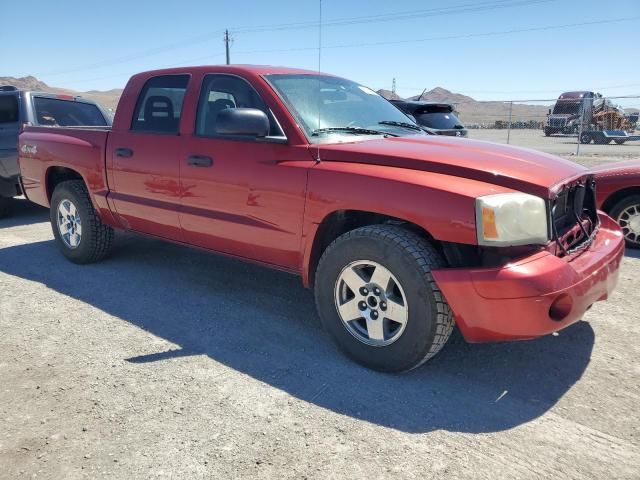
1, 0, 639, 102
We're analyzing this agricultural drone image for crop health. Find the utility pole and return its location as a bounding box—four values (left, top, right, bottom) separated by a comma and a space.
224, 29, 231, 65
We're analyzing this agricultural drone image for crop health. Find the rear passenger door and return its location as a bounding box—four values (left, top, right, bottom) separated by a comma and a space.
107, 74, 189, 240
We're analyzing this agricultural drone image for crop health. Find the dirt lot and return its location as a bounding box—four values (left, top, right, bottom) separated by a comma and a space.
469, 129, 640, 166
1, 149, 640, 479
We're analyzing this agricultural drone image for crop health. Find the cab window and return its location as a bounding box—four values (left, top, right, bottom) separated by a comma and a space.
196, 74, 283, 138
132, 75, 189, 134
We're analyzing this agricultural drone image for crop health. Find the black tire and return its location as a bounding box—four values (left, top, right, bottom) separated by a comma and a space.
543, 127, 551, 137
614, 139, 626, 145
579, 132, 592, 144
609, 194, 640, 249
314, 224, 454, 372
50, 180, 114, 263
0, 197, 9, 219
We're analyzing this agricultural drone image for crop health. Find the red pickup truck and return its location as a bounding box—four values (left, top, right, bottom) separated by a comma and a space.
18, 65, 625, 372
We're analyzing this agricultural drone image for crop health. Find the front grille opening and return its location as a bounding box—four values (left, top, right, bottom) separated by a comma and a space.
551, 178, 599, 257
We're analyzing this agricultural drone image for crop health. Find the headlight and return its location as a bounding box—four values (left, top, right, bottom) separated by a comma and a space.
476, 193, 549, 246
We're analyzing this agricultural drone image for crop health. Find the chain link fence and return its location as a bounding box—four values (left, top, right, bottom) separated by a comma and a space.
454, 95, 640, 157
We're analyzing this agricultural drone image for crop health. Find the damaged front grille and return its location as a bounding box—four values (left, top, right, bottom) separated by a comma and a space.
551, 177, 599, 256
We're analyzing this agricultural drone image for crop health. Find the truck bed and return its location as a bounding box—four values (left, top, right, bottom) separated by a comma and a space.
18, 125, 111, 211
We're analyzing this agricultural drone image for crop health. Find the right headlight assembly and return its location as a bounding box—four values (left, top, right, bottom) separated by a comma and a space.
476, 193, 549, 246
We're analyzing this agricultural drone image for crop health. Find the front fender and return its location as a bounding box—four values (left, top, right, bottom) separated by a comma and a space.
300, 161, 515, 286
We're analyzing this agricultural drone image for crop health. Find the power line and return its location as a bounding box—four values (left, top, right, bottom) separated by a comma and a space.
228, 16, 640, 56
32, 0, 554, 78
33, 30, 226, 77
42, 16, 640, 93
231, 0, 555, 33
57, 15, 639, 89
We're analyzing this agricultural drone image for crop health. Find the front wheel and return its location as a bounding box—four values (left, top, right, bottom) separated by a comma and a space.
50, 180, 114, 263
314, 225, 454, 372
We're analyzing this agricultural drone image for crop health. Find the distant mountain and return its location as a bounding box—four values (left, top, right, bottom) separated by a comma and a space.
1, 76, 553, 125
409, 87, 475, 105
0, 75, 122, 110
376, 89, 402, 101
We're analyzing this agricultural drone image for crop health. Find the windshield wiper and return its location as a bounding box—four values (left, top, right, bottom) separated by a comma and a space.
378, 120, 423, 132
311, 127, 398, 137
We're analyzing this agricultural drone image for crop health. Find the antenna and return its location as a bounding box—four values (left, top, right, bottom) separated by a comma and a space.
316, 0, 323, 163
392, 78, 396, 97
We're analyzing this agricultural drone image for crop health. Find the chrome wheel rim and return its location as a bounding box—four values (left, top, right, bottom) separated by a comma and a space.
334, 260, 408, 347
56, 199, 82, 249
618, 204, 640, 245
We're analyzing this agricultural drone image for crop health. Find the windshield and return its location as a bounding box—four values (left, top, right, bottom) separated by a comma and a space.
413, 107, 463, 130
552, 100, 580, 115
265, 74, 423, 142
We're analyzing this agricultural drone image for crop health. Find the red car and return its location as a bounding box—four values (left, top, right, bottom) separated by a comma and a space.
592, 160, 640, 249
17, 66, 624, 372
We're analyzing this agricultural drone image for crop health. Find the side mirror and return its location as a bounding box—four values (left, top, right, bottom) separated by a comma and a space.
215, 108, 269, 137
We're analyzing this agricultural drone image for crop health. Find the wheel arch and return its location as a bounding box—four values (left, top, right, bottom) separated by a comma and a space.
600, 186, 640, 214
45, 166, 85, 202
304, 209, 438, 288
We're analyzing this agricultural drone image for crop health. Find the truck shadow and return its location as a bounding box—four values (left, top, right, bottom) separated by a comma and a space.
0, 198, 48, 228
0, 235, 594, 434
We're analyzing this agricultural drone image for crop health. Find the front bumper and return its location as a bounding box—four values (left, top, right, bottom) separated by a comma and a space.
431, 213, 625, 343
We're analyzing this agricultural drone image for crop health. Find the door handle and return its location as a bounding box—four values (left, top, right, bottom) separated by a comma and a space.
187, 155, 213, 167
115, 148, 133, 158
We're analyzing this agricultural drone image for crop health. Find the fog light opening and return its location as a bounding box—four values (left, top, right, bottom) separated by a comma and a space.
549, 294, 573, 322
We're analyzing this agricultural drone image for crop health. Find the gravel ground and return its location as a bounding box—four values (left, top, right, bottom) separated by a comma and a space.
1, 153, 640, 479
468, 129, 640, 166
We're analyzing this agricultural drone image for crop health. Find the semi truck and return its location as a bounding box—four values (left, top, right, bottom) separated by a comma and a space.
544, 91, 638, 144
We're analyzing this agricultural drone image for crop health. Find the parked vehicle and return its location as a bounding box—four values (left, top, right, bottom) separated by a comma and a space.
18, 66, 624, 372
0, 86, 111, 217
592, 160, 640, 249
544, 91, 638, 144
390, 100, 467, 137
544, 91, 595, 136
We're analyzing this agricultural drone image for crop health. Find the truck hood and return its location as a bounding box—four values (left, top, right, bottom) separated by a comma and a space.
315, 135, 587, 198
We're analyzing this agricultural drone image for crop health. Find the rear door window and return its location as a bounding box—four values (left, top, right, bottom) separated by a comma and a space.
32, 97, 108, 127
0, 95, 19, 124
0, 94, 20, 150
131, 75, 189, 134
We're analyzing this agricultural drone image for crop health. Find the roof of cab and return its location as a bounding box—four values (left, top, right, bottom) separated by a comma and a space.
130, 64, 330, 80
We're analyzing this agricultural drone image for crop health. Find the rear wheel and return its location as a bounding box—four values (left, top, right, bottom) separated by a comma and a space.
579, 132, 592, 144
610, 195, 640, 249
614, 139, 626, 145
0, 197, 9, 219
314, 225, 454, 372
50, 180, 114, 263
